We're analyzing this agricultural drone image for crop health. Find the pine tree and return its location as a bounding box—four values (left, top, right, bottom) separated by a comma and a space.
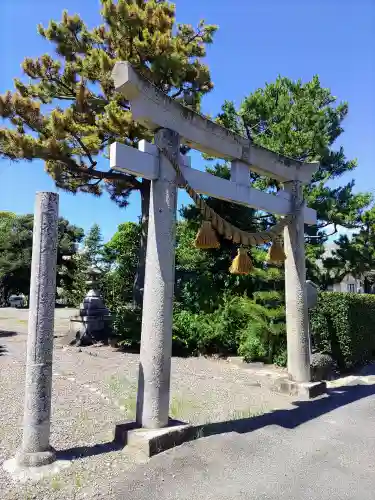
82, 223, 104, 269
0, 0, 217, 306
215, 77, 372, 279
64, 223, 108, 305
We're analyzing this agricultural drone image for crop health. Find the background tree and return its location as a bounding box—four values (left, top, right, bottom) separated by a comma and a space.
0, 212, 32, 305
99, 221, 142, 347
82, 223, 105, 269
0, 211, 83, 305
101, 221, 141, 309
0, 0, 217, 307
216, 77, 372, 279
63, 223, 109, 305
323, 206, 375, 292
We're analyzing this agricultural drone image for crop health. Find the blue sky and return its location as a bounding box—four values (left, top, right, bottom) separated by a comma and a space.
1, 0, 374, 242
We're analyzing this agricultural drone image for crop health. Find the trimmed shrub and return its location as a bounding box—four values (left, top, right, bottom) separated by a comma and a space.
237, 295, 286, 365
112, 304, 142, 347
310, 292, 375, 371
173, 295, 287, 363
172, 297, 246, 356
111, 294, 287, 363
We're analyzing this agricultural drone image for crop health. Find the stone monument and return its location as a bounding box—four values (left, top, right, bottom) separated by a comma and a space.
69, 267, 113, 346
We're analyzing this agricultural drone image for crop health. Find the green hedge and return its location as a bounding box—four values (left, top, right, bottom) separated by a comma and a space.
310, 292, 375, 371
111, 295, 287, 364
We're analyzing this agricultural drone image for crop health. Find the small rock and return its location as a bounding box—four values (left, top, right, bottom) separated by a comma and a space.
310, 352, 337, 381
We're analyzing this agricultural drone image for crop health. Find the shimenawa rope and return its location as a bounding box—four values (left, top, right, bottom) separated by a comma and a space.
158, 145, 302, 273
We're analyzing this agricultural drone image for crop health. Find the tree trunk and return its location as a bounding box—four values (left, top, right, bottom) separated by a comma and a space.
132, 178, 150, 308
364, 275, 371, 294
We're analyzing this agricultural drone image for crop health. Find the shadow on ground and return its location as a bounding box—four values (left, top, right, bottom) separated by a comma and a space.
0, 330, 17, 338
197, 383, 375, 439
0, 345, 7, 355
54, 382, 375, 461
56, 441, 123, 461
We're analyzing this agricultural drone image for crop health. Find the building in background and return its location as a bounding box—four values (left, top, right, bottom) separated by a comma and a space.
321, 242, 365, 293
327, 274, 363, 293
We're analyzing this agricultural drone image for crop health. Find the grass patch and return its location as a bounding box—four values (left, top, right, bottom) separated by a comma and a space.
51, 476, 62, 491
106, 375, 137, 419
107, 375, 135, 396
24, 488, 35, 500
169, 396, 199, 419
118, 394, 137, 419
75, 473, 83, 489
78, 409, 91, 423
229, 408, 266, 420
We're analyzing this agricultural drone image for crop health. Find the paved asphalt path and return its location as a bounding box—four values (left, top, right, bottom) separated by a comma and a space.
112, 383, 375, 500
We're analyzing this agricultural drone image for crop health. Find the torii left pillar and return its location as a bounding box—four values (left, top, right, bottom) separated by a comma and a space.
136, 129, 179, 429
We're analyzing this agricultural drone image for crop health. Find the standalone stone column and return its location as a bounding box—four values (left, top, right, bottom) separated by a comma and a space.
17, 192, 59, 467
136, 129, 179, 429
284, 181, 311, 383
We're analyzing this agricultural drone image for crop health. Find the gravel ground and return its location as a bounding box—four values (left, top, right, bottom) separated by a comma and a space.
0, 308, 296, 499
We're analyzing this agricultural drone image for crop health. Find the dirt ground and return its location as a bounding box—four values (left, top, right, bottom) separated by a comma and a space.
0, 307, 296, 499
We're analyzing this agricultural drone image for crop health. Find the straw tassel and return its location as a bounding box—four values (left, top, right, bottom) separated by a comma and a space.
267, 239, 286, 265
194, 221, 220, 249
229, 247, 253, 275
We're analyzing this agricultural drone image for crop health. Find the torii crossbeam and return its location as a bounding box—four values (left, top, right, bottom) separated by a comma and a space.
111, 62, 322, 430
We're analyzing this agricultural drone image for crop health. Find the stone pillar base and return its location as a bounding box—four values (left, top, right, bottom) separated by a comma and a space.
114, 419, 195, 458
3, 450, 70, 483
15, 447, 56, 467
272, 378, 327, 399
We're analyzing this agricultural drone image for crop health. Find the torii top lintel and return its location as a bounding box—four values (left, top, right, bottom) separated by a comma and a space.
112, 62, 319, 184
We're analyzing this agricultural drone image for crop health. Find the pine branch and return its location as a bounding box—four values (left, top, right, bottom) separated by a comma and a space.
54, 95, 77, 101
76, 177, 103, 190
47, 153, 140, 186
170, 87, 184, 99
71, 132, 97, 168
318, 221, 333, 229
50, 77, 75, 96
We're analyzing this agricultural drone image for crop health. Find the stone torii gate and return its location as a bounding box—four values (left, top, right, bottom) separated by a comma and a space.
111, 62, 323, 431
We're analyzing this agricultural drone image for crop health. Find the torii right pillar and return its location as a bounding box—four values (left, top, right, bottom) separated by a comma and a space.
283, 181, 326, 397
